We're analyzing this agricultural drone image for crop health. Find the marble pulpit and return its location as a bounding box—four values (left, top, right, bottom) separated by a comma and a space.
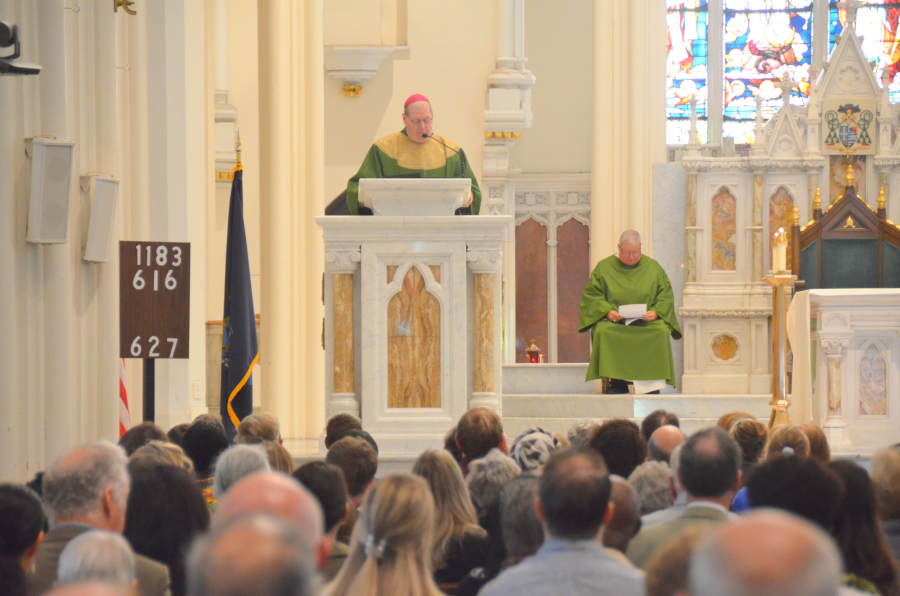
317, 214, 511, 457
787, 289, 900, 453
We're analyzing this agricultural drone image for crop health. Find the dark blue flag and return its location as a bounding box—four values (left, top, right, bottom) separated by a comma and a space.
221, 168, 258, 442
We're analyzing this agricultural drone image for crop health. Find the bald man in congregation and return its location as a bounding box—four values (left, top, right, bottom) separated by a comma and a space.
579, 230, 682, 395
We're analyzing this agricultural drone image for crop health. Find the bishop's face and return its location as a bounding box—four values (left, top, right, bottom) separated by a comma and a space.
618, 243, 642, 267
402, 101, 434, 144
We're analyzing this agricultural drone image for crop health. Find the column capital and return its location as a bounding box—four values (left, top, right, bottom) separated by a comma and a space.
467, 244, 502, 273
819, 337, 850, 356
325, 247, 361, 273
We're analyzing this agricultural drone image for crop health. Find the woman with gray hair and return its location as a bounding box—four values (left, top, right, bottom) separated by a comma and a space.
465, 449, 521, 520
213, 444, 270, 499
628, 461, 674, 516
57, 530, 136, 588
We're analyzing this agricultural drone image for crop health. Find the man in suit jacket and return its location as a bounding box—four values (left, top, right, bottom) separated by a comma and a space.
30, 442, 170, 596
626, 427, 742, 569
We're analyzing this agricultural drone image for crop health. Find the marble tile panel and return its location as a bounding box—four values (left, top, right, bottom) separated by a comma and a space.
387, 266, 441, 409
712, 188, 737, 271
515, 219, 549, 363
859, 345, 887, 415
556, 219, 590, 363
333, 274, 354, 393
473, 274, 494, 393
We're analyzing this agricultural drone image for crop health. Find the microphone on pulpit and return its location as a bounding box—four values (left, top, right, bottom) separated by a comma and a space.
424, 133, 471, 215
423, 133, 467, 178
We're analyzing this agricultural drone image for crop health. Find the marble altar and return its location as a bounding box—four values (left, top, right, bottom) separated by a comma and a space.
787, 289, 900, 452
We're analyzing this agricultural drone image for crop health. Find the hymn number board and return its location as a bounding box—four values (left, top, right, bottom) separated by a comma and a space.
120, 241, 190, 359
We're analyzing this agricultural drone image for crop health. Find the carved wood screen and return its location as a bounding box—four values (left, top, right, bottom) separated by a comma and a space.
792, 186, 900, 289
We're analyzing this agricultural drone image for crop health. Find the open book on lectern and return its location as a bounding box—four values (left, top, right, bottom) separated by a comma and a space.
358, 178, 471, 216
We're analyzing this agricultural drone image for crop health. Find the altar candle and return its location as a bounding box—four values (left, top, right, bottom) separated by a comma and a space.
773, 229, 787, 273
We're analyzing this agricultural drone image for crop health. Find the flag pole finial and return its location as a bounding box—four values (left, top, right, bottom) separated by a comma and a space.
235, 128, 242, 171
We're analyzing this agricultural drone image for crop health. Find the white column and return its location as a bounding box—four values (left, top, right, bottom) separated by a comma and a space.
486, 0, 534, 362
37, 0, 78, 459
143, 0, 204, 430
591, 0, 666, 262
820, 336, 851, 446
259, 0, 325, 443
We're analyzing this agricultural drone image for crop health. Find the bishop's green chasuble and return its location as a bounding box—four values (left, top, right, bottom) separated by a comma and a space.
579, 255, 682, 387
346, 129, 482, 215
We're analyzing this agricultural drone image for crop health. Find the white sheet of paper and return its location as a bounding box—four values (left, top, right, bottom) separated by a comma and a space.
619, 303, 647, 325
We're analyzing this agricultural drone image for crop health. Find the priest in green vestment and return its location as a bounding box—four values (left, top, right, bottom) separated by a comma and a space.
579, 230, 682, 393
346, 93, 481, 215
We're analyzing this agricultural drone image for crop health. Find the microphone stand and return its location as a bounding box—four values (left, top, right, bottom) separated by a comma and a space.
423, 133, 470, 214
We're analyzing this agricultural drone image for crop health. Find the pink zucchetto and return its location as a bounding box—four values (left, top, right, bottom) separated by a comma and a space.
404, 93, 430, 108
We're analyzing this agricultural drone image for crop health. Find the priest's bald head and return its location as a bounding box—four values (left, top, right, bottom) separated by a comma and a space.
402, 93, 433, 144
618, 230, 642, 267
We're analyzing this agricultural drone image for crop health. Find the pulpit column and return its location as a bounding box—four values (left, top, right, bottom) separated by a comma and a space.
467, 244, 503, 413
820, 337, 850, 444
325, 247, 361, 419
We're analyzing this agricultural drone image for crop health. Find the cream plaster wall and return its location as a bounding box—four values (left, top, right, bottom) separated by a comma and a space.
206, 0, 261, 323
508, 0, 593, 174
0, 0, 208, 480
323, 0, 497, 205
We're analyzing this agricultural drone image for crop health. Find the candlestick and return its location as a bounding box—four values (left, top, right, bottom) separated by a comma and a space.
764, 273, 797, 428
772, 228, 787, 273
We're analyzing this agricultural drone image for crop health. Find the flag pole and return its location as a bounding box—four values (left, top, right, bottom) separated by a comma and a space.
235, 128, 242, 171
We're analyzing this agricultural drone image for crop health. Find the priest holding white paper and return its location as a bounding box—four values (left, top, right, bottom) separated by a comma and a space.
579, 230, 682, 394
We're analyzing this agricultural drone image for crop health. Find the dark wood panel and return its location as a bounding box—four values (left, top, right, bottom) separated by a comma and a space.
556, 219, 590, 363
516, 220, 549, 363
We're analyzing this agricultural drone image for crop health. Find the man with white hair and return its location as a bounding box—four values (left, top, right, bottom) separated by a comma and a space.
31, 442, 170, 596
690, 510, 842, 596
641, 443, 687, 526
579, 230, 682, 394
212, 444, 271, 499
57, 531, 136, 588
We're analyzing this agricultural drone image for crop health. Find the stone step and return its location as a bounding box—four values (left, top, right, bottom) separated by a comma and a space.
502, 393, 773, 420
502, 363, 595, 395
504, 416, 730, 439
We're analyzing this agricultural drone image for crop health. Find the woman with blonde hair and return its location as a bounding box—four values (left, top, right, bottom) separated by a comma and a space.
763, 424, 811, 459
324, 474, 445, 596
799, 423, 830, 464
413, 450, 489, 584
733, 423, 812, 513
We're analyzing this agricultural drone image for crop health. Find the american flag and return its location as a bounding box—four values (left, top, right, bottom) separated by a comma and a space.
119, 358, 132, 437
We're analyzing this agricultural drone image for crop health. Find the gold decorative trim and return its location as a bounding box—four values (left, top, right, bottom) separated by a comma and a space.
843, 216, 856, 229
342, 85, 362, 98
484, 131, 521, 139
215, 171, 234, 181
878, 186, 887, 210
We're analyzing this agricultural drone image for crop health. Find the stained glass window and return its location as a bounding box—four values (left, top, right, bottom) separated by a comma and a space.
724, 1, 813, 135
667, 0, 709, 144
667, 0, 814, 145
829, 1, 900, 102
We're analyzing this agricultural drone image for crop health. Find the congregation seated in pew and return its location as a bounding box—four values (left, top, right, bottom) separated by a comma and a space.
2, 408, 900, 596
